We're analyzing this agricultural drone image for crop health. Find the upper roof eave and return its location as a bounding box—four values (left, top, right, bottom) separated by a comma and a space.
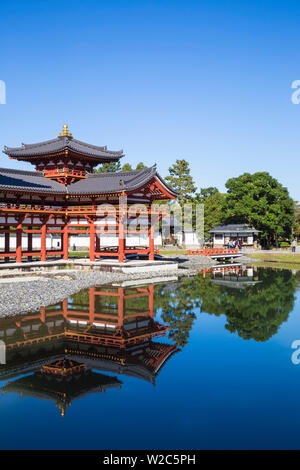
209, 225, 260, 233
3, 136, 124, 161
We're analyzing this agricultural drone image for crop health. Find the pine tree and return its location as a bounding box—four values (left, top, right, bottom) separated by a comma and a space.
121, 163, 133, 172
166, 159, 196, 205
136, 162, 147, 170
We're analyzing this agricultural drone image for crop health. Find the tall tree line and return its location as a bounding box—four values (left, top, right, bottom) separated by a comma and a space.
165, 159, 297, 247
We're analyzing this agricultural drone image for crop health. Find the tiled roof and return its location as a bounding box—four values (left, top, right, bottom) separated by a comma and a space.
68, 165, 159, 195
0, 165, 178, 197
209, 223, 259, 233
3, 136, 124, 161
0, 167, 66, 194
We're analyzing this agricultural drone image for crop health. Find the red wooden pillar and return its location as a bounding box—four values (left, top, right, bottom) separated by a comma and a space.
41, 221, 47, 262
63, 222, 69, 260
62, 298, 68, 319
40, 306, 46, 323
117, 287, 124, 328
90, 221, 95, 262
4, 228, 9, 263
118, 213, 125, 263
148, 284, 154, 318
118, 214, 126, 263
149, 210, 155, 261
118, 195, 127, 263
89, 287, 95, 324
28, 230, 32, 261
16, 219, 23, 263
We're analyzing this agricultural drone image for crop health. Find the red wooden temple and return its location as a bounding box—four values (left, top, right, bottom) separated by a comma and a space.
0, 285, 169, 349
0, 284, 178, 413
0, 125, 177, 263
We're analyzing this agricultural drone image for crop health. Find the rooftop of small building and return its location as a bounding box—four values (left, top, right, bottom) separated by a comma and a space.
209, 223, 260, 233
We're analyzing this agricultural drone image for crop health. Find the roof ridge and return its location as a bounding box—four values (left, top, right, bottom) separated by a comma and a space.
4, 138, 61, 152
88, 166, 155, 178
0, 167, 43, 177
71, 138, 122, 155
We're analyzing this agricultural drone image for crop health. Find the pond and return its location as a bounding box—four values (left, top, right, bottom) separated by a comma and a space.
1, 265, 300, 450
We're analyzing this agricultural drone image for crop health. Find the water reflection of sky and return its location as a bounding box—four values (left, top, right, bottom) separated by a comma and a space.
1, 267, 300, 449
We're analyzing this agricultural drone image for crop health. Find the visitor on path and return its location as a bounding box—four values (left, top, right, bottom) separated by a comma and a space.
292, 239, 297, 253
238, 239, 242, 251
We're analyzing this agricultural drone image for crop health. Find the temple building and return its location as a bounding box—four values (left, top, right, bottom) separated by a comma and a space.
0, 283, 178, 415
210, 223, 260, 249
203, 264, 261, 289
0, 125, 177, 263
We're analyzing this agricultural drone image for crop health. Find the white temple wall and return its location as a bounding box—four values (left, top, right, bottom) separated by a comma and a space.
0, 232, 163, 250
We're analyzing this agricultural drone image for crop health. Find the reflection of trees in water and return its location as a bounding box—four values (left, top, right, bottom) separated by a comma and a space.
65, 269, 300, 348
154, 282, 200, 348
155, 268, 300, 346
205, 268, 299, 342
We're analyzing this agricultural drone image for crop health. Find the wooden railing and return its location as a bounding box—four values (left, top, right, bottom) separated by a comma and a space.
187, 247, 239, 256
44, 168, 86, 178
0, 203, 169, 216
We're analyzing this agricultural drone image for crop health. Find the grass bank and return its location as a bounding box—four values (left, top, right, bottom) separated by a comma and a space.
248, 252, 300, 266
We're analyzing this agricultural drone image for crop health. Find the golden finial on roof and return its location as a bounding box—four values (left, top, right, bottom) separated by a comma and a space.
58, 124, 73, 137
56, 401, 69, 417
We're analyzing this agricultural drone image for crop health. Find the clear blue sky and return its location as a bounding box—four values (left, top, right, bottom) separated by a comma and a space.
1, 0, 300, 199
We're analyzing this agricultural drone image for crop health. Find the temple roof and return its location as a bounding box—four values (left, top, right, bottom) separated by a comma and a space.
209, 223, 260, 233
3, 134, 124, 162
1, 370, 122, 398
0, 167, 67, 194
1, 370, 122, 415
0, 165, 178, 197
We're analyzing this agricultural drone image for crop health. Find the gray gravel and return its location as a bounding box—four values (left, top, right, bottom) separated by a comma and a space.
0, 255, 216, 317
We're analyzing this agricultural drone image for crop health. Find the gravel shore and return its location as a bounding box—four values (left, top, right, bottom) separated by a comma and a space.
0, 255, 215, 317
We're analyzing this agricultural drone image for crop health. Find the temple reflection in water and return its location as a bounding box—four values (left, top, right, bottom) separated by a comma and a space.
204, 264, 261, 289
0, 283, 178, 416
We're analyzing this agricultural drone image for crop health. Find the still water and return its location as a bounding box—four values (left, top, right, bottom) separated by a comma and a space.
1, 265, 300, 449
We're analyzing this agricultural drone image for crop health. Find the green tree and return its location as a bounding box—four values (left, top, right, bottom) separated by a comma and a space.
193, 187, 226, 239
136, 162, 147, 170
94, 161, 121, 173
165, 159, 196, 206
95, 161, 147, 174
121, 163, 133, 172
222, 172, 296, 248
122, 162, 147, 171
